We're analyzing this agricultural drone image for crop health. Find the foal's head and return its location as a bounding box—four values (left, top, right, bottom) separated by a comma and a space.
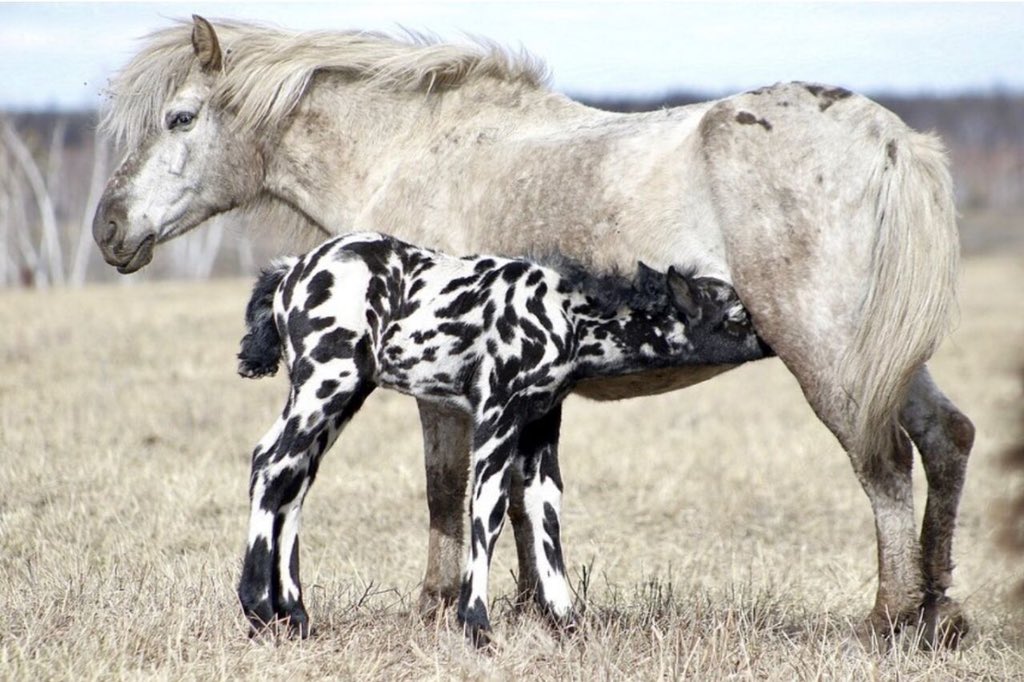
664, 268, 771, 362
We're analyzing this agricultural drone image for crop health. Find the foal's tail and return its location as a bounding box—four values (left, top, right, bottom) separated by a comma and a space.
238, 258, 295, 379
842, 131, 960, 464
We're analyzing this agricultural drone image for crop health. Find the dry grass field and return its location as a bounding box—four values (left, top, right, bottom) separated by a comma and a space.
2, 254, 1022, 680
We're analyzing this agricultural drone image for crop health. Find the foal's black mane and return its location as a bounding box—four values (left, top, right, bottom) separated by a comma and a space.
537, 253, 693, 317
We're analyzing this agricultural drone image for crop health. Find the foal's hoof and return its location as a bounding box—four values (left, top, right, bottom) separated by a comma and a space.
464, 621, 496, 649
459, 601, 495, 649
281, 608, 312, 639
241, 600, 277, 639
543, 607, 581, 639
920, 596, 969, 650
243, 606, 311, 640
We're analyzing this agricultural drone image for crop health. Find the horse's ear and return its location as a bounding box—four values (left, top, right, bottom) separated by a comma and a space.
667, 267, 701, 319
192, 15, 223, 73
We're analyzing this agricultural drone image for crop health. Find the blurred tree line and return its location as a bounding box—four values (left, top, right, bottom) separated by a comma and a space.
1, 92, 1021, 287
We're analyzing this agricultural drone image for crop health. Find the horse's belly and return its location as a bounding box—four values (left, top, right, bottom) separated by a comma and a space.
572, 364, 735, 401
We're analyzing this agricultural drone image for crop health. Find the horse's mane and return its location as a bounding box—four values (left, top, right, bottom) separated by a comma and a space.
101, 18, 550, 150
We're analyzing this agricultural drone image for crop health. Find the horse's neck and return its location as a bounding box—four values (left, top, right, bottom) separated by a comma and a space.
573, 305, 685, 379
259, 77, 603, 235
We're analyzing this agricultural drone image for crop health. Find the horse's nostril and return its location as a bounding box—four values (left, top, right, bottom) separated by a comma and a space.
92, 198, 125, 247
102, 221, 117, 245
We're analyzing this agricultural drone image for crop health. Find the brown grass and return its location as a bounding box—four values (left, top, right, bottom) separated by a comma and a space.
2, 255, 1023, 680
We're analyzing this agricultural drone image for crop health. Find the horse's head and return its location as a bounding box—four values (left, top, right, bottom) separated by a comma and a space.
93, 16, 262, 273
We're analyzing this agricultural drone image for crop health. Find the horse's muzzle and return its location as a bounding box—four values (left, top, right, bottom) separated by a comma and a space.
93, 197, 156, 274
114, 234, 156, 274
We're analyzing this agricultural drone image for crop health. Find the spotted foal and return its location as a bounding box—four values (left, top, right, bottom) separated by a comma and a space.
236, 231, 771, 644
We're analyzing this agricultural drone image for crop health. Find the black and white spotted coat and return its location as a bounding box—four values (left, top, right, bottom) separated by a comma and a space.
236, 231, 771, 643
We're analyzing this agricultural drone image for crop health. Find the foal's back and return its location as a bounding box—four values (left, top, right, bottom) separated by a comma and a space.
271, 232, 768, 406
278, 232, 575, 408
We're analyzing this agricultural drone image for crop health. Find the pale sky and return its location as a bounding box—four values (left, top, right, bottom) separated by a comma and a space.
1, 2, 1022, 111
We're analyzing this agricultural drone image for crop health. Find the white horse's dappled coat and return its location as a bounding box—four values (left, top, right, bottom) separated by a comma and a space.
93, 17, 973, 646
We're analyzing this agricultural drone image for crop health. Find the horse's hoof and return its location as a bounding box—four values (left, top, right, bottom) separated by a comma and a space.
853, 599, 968, 652
539, 604, 580, 638
920, 596, 969, 650
852, 616, 891, 653
241, 599, 278, 639
852, 608, 913, 652
242, 601, 311, 641
417, 587, 457, 621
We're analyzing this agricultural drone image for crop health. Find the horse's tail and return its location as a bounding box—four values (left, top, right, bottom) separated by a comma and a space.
238, 258, 296, 379
842, 131, 960, 463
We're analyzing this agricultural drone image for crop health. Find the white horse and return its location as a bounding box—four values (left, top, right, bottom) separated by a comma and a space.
93, 16, 972, 647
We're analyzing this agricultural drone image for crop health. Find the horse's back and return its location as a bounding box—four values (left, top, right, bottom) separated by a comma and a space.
354, 81, 957, 432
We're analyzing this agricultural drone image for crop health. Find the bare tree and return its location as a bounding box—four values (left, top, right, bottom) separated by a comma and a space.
69, 129, 110, 285
1, 118, 63, 286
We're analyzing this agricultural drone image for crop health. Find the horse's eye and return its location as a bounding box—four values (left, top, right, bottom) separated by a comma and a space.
166, 111, 196, 130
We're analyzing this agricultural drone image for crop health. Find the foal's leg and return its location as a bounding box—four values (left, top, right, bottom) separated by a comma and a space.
506, 464, 540, 607
516, 406, 575, 626
237, 413, 292, 632
900, 365, 974, 647
239, 369, 371, 637
458, 423, 521, 646
416, 400, 471, 617
417, 402, 545, 618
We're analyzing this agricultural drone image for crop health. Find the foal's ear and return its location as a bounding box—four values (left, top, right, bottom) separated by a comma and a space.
667, 267, 701, 319
635, 260, 661, 291
192, 15, 223, 73
636, 261, 659, 278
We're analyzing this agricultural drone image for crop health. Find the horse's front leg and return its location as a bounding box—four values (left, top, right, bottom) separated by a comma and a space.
900, 365, 974, 648
417, 400, 539, 618
416, 399, 471, 617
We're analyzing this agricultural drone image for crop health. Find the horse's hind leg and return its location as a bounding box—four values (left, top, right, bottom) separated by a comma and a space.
851, 422, 924, 643
900, 365, 974, 647
238, 413, 292, 633
506, 464, 540, 608
781, 377, 924, 645
417, 400, 471, 618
